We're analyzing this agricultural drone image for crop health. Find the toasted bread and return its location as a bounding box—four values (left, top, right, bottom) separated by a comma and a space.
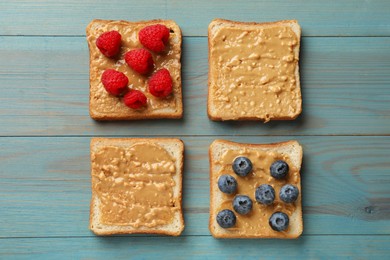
209, 139, 303, 238
90, 138, 184, 236
86, 19, 183, 120
208, 19, 302, 122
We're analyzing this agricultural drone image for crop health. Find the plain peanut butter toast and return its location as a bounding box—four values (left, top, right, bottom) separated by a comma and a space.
208, 19, 302, 122
90, 138, 184, 236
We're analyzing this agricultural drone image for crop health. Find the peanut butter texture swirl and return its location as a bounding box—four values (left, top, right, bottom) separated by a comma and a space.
215, 149, 300, 237
91, 143, 178, 227
209, 24, 301, 121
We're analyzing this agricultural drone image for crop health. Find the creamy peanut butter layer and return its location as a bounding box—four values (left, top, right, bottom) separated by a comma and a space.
209, 21, 301, 121
91, 143, 178, 227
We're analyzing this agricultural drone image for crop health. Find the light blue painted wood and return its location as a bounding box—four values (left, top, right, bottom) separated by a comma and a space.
0, 0, 389, 258
0, 1, 389, 36
0, 0, 166, 36
0, 236, 389, 259
0, 137, 389, 238
0, 36, 389, 136
169, 0, 390, 37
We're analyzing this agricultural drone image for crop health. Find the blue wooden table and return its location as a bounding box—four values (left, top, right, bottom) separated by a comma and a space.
1, 1, 389, 258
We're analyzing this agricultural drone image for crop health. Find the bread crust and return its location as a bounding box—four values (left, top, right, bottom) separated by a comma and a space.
209, 139, 303, 238
86, 19, 183, 120
90, 138, 184, 236
207, 19, 302, 121
209, 18, 301, 30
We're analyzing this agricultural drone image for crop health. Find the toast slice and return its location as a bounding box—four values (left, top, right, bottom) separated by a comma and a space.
90, 138, 184, 236
208, 19, 302, 122
209, 139, 303, 238
86, 19, 183, 120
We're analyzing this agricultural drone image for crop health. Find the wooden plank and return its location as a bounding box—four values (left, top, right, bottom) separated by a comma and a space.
169, 0, 390, 37
0, 1, 389, 36
0, 136, 389, 238
0, 36, 389, 136
0, 0, 167, 36
0, 236, 389, 258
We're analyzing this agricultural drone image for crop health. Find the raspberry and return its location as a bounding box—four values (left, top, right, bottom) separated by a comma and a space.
139, 24, 170, 53
148, 68, 173, 98
125, 48, 154, 75
101, 69, 128, 96
96, 30, 122, 58
123, 90, 147, 109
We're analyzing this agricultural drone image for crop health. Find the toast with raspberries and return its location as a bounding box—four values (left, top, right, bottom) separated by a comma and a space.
90, 138, 184, 236
209, 139, 303, 238
208, 19, 302, 122
86, 19, 183, 120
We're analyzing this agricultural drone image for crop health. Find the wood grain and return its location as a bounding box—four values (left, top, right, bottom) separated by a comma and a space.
0, 1, 389, 36
0, 137, 389, 238
0, 37, 389, 136
1, 0, 389, 257
0, 236, 389, 258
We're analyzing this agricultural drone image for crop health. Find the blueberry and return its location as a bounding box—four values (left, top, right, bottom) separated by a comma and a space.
218, 175, 237, 194
255, 184, 275, 205
233, 195, 253, 215
280, 184, 299, 203
232, 157, 253, 177
269, 212, 289, 231
270, 160, 289, 179
216, 209, 236, 228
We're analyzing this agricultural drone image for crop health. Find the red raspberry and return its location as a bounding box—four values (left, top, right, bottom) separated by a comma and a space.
96, 30, 122, 58
148, 68, 173, 98
123, 90, 147, 109
125, 48, 154, 75
101, 69, 128, 96
139, 24, 170, 53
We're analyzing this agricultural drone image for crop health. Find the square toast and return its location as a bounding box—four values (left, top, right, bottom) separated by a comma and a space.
86, 19, 183, 120
208, 19, 302, 122
90, 138, 184, 236
209, 139, 303, 238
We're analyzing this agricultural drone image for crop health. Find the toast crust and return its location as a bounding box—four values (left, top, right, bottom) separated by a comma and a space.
86, 19, 183, 120
207, 19, 302, 122
209, 139, 303, 238
90, 138, 184, 236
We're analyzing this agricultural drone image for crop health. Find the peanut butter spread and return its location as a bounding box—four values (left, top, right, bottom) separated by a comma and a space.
91, 143, 178, 227
87, 20, 181, 114
215, 149, 300, 236
210, 25, 301, 121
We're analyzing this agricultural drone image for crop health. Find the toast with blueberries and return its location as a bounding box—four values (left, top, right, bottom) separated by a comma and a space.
208, 19, 302, 122
209, 139, 303, 238
86, 19, 183, 120
90, 138, 184, 236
